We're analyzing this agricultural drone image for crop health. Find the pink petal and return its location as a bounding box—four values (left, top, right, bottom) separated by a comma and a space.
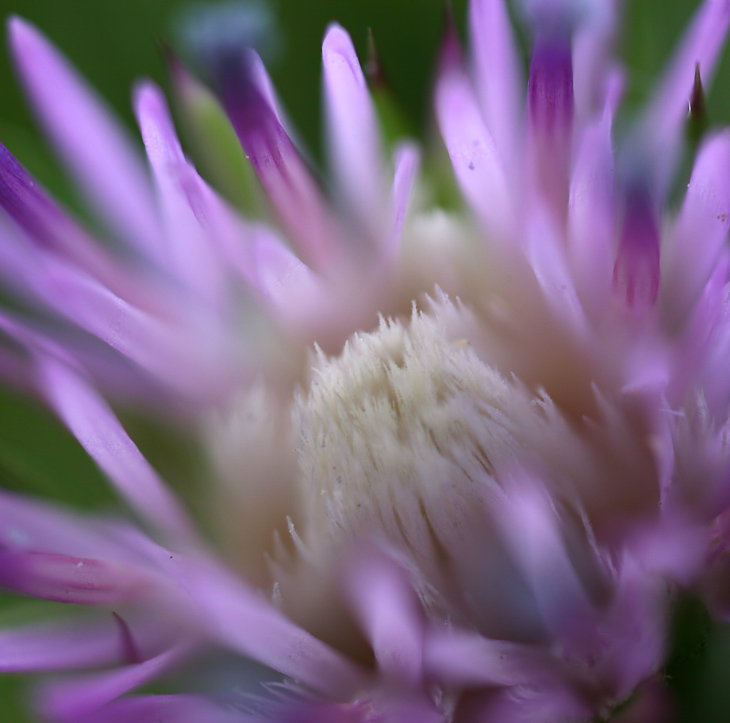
525, 207, 588, 334
568, 103, 616, 317
492, 480, 596, 644
572, 3, 619, 120
389, 142, 420, 257
662, 131, 730, 323
36, 357, 195, 541
171, 558, 366, 698
66, 696, 249, 723
465, 684, 592, 723
435, 54, 513, 240
322, 25, 384, 235
0, 619, 127, 672
40, 641, 195, 723
8, 18, 164, 259
0, 489, 141, 561
252, 228, 330, 327
423, 626, 554, 687
469, 0, 523, 167
0, 551, 143, 605
345, 552, 423, 684
134, 82, 229, 305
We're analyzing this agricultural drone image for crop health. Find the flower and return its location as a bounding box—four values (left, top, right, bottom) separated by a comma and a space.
2, 0, 730, 721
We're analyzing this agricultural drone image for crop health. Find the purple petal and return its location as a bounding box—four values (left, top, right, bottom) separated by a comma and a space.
0, 233, 233, 398
527, 40, 574, 141
219, 51, 341, 273
40, 641, 195, 723
171, 558, 366, 697
0, 143, 80, 252
662, 132, 730, 323
0, 489, 143, 561
568, 102, 616, 316
322, 24, 384, 235
134, 81, 231, 305
0, 619, 128, 672
435, 54, 513, 239
598, 558, 666, 699
345, 552, 423, 684
470, 0, 523, 167
0, 144, 142, 293
526, 38, 574, 216
8, 18, 164, 258
65, 696, 249, 723
525, 207, 588, 332
572, 2, 619, 119
0, 551, 143, 605
36, 357, 195, 541
462, 684, 592, 723
613, 191, 661, 312
423, 626, 554, 687
252, 229, 330, 327
492, 481, 596, 645
390, 142, 419, 256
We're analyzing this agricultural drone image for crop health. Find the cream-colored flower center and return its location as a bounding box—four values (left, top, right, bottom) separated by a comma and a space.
296, 310, 542, 566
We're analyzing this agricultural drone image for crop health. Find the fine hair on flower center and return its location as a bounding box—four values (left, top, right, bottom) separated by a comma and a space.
296, 309, 540, 566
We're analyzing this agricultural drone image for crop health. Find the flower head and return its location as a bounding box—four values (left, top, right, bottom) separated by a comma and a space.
2, 1, 730, 721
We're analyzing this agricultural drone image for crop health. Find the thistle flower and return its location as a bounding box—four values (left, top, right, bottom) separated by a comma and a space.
1, 0, 730, 721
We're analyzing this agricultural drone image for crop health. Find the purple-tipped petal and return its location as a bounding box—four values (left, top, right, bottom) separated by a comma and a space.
470, 0, 523, 167
527, 38, 574, 216
528, 40, 574, 140
0, 142, 72, 249
219, 51, 341, 273
663, 132, 730, 323
435, 55, 513, 239
613, 191, 661, 312
0, 143, 124, 284
134, 81, 228, 304
8, 18, 164, 258
37, 358, 195, 541
322, 24, 384, 235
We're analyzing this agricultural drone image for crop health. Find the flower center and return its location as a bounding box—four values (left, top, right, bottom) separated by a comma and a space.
296, 310, 540, 570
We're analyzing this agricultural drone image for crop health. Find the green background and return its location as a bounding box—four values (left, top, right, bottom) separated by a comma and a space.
0, 0, 728, 720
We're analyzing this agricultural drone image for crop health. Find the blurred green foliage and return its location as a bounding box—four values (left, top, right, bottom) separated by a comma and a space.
0, 0, 728, 721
